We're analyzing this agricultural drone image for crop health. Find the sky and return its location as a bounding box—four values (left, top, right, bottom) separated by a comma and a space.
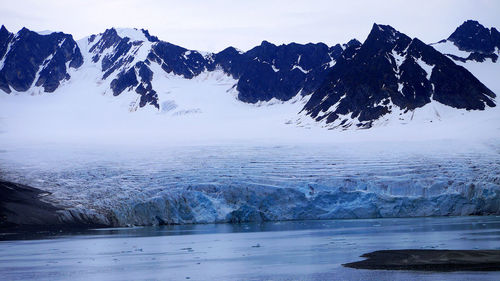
1, 0, 500, 52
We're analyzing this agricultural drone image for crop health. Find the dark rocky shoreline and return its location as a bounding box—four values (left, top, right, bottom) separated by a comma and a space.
0, 180, 103, 238
343, 249, 500, 271
0, 180, 63, 228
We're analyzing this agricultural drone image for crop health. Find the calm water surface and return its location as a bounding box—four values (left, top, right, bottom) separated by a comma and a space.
1, 143, 500, 279
1, 216, 500, 280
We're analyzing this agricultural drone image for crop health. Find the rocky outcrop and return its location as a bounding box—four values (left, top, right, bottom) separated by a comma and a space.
0, 26, 82, 93
302, 24, 496, 129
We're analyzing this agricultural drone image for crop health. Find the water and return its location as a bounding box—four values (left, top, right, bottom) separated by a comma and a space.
1, 143, 500, 279
1, 216, 500, 280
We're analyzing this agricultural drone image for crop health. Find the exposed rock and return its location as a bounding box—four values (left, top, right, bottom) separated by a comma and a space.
344, 250, 500, 271
302, 23, 496, 129
448, 20, 500, 54
0, 26, 82, 93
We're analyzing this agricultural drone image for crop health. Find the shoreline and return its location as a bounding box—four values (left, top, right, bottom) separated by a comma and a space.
343, 250, 500, 271
0, 180, 104, 237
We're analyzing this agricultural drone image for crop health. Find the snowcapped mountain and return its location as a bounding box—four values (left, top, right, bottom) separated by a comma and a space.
0, 25, 348, 106
431, 20, 500, 97
78, 27, 352, 109
301, 23, 496, 129
446, 20, 500, 57
0, 21, 498, 139
213, 39, 360, 103
0, 25, 82, 93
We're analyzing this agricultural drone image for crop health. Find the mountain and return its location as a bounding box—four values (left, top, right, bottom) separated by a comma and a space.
214, 39, 360, 103
0, 25, 353, 109
62, 27, 356, 110
430, 20, 500, 112
301, 23, 496, 129
84, 27, 195, 109
0, 25, 82, 93
430, 20, 500, 64
85, 27, 358, 108
448, 20, 500, 55
0, 21, 498, 135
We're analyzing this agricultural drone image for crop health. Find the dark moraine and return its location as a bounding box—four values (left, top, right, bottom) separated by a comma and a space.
0, 180, 104, 234
343, 249, 500, 271
0, 180, 62, 228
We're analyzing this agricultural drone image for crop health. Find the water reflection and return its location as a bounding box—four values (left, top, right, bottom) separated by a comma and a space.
1, 216, 500, 281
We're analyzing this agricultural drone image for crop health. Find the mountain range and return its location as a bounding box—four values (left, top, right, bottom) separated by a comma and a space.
0, 20, 498, 130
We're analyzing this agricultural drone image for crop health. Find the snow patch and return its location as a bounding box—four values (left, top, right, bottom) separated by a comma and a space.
36, 30, 58, 35
317, 94, 346, 118
292, 65, 310, 74
416, 58, 434, 80
430, 40, 471, 58
0, 40, 14, 69
115, 28, 148, 42
392, 50, 406, 70
397, 82, 404, 92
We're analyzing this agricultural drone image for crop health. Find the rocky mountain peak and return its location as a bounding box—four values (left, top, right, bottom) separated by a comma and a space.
302, 23, 496, 129
448, 20, 500, 54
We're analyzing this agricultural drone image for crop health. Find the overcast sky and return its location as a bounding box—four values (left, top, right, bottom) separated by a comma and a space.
1, 0, 499, 52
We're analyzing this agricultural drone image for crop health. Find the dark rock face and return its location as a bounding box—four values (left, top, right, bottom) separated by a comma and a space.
108, 31, 350, 106
89, 28, 122, 63
0, 180, 108, 232
0, 25, 14, 62
0, 22, 497, 125
447, 53, 498, 63
214, 41, 349, 103
0, 25, 14, 93
0, 24, 355, 108
303, 24, 496, 129
109, 62, 159, 109
148, 41, 211, 79
0, 26, 82, 93
448, 20, 500, 54
89, 28, 135, 79
466, 52, 498, 63
0, 180, 62, 227
141, 29, 159, 42
134, 61, 158, 108
110, 67, 137, 96
88, 28, 159, 108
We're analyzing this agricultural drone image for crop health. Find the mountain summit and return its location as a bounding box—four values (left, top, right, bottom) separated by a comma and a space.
0, 21, 497, 131
0, 26, 82, 93
448, 20, 500, 54
301, 23, 496, 129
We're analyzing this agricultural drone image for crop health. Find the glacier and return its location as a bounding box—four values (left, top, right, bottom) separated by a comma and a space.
1, 142, 499, 227
0, 23, 500, 228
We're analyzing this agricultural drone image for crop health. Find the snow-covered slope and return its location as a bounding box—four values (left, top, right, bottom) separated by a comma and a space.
300, 23, 496, 130
0, 66, 314, 145
1, 22, 500, 227
432, 41, 500, 93
0, 25, 82, 93
0, 22, 499, 146
431, 20, 500, 94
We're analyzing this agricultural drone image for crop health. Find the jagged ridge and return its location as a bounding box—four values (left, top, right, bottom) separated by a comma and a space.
302, 23, 496, 129
0, 25, 82, 93
0, 21, 497, 129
